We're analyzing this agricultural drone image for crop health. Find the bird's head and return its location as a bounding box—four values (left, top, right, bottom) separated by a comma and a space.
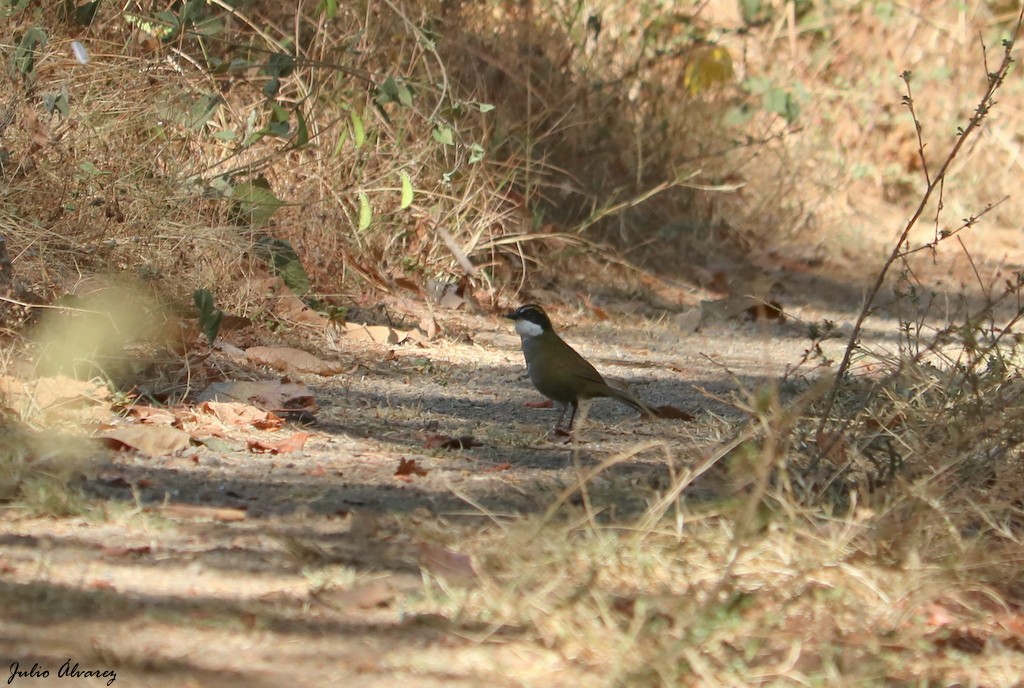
505, 304, 554, 337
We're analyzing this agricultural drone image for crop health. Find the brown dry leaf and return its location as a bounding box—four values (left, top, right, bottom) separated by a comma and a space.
485, 462, 512, 472
127, 405, 178, 426
0, 374, 110, 410
340, 322, 405, 345
417, 543, 478, 586
419, 315, 439, 340
101, 545, 153, 557
653, 405, 695, 421
395, 458, 427, 478
815, 431, 849, 466
197, 380, 317, 413
707, 270, 731, 294
154, 504, 247, 522
584, 301, 610, 321
197, 400, 281, 428
313, 580, 396, 610
101, 426, 191, 457
247, 432, 309, 455
744, 300, 785, 322
701, 296, 785, 324
246, 346, 348, 375
22, 105, 50, 147
256, 276, 331, 329
524, 399, 554, 409
423, 434, 481, 450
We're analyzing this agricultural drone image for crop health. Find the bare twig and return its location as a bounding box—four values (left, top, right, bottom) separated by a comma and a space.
816, 8, 1024, 439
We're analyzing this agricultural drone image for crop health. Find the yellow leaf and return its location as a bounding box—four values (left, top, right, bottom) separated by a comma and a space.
683, 45, 734, 95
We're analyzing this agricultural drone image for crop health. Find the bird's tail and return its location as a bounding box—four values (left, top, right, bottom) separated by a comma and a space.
602, 383, 658, 419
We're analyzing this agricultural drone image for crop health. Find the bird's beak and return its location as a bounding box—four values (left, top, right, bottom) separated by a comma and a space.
504, 311, 517, 320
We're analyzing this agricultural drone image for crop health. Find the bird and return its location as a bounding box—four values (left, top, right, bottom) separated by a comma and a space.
506, 304, 656, 431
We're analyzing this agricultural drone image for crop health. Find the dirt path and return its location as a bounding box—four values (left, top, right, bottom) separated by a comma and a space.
3, 229, 1020, 686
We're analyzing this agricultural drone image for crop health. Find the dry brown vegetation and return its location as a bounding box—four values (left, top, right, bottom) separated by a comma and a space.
4, 0, 1024, 685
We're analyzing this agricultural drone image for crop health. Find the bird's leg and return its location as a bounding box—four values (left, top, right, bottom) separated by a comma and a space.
566, 401, 579, 430
553, 402, 570, 430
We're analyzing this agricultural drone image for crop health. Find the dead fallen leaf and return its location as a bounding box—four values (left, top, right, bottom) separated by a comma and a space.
701, 296, 784, 324
101, 426, 191, 457
584, 300, 610, 321
0, 374, 110, 412
744, 300, 785, 322
485, 462, 512, 472
246, 346, 349, 375
340, 322, 404, 345
101, 545, 152, 557
197, 380, 317, 413
247, 432, 310, 455
423, 434, 481, 450
417, 543, 477, 586
153, 504, 247, 521
524, 399, 554, 409
419, 315, 439, 340
395, 458, 427, 478
653, 405, 695, 421
815, 431, 849, 466
257, 276, 331, 328
312, 580, 396, 610
126, 405, 178, 426
197, 400, 283, 429
707, 270, 731, 295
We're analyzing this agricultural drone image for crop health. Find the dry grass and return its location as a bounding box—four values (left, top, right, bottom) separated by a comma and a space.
4, 0, 1024, 685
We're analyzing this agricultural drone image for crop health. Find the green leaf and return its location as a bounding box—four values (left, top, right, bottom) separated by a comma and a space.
318, 0, 338, 18
722, 104, 753, 127
183, 94, 223, 132
294, 107, 309, 146
253, 238, 310, 294
468, 143, 485, 164
377, 77, 413, 107
332, 125, 349, 156
477, 102, 495, 113
12, 27, 47, 79
351, 110, 365, 148
230, 181, 283, 226
75, 1, 101, 26
432, 126, 454, 145
77, 161, 108, 177
43, 87, 71, 118
357, 192, 372, 231
762, 87, 800, 123
400, 171, 413, 209
192, 288, 223, 344
213, 130, 236, 141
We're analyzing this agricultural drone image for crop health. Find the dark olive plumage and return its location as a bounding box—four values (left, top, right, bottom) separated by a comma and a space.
506, 304, 654, 430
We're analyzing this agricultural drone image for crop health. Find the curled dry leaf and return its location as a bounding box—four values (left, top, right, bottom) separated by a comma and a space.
524, 399, 554, 409
126, 405, 178, 426
153, 504, 247, 521
653, 405, 695, 421
423, 434, 481, 450
198, 400, 283, 429
744, 300, 785, 322
257, 276, 331, 328
417, 543, 478, 586
101, 426, 191, 457
197, 380, 317, 413
395, 458, 427, 478
0, 374, 109, 412
312, 580, 395, 610
246, 346, 349, 375
247, 432, 310, 455
339, 322, 406, 345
